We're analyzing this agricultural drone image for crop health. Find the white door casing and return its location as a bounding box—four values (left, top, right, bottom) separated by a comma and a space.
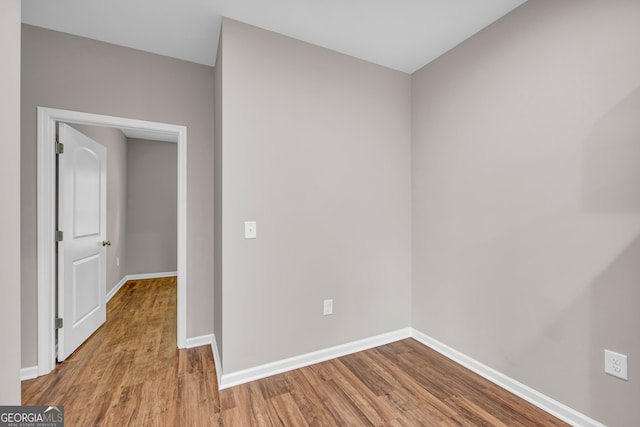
37, 107, 188, 376
57, 123, 107, 361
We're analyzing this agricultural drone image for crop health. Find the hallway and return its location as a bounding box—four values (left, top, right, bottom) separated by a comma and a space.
22, 277, 220, 425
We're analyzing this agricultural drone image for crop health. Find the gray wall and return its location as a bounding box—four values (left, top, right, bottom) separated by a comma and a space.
0, 0, 21, 405
411, 1, 640, 425
70, 124, 128, 295
217, 19, 411, 374
126, 138, 177, 275
21, 25, 215, 368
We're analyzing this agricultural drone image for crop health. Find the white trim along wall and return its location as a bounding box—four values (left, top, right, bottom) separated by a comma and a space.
107, 272, 179, 302
36, 107, 188, 377
197, 328, 604, 427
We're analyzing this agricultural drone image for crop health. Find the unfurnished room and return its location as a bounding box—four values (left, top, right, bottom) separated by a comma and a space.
0, 0, 639, 426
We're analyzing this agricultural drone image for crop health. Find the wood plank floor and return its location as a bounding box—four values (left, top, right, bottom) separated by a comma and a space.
23, 277, 568, 426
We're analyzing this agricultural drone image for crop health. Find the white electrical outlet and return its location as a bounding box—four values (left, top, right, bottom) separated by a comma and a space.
605, 349, 628, 380
323, 299, 333, 315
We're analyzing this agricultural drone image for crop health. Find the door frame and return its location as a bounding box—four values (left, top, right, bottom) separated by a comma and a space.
37, 106, 188, 376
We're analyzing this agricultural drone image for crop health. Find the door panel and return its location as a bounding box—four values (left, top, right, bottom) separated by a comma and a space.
72, 255, 101, 324
58, 123, 107, 361
73, 147, 102, 237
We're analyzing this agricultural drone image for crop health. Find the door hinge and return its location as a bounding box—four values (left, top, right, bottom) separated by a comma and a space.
55, 230, 63, 242
55, 141, 64, 154
55, 318, 63, 329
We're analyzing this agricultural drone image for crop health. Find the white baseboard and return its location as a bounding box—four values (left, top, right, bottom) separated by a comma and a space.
21, 366, 38, 381
185, 334, 214, 349
107, 272, 178, 302
410, 329, 605, 427
219, 328, 412, 389
107, 276, 128, 302
184, 333, 222, 389
214, 326, 601, 426
126, 271, 178, 281
211, 336, 222, 389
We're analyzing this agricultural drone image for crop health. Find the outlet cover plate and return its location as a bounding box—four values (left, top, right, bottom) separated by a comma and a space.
605, 349, 628, 380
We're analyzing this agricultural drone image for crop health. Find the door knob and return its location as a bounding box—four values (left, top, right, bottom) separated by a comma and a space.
102, 240, 112, 247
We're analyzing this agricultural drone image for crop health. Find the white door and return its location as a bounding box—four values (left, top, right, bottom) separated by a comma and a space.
57, 123, 107, 361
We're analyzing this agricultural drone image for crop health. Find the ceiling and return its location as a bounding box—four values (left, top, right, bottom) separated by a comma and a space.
21, 0, 527, 74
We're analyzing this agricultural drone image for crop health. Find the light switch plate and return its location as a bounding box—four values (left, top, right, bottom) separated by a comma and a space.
244, 221, 257, 239
323, 299, 333, 315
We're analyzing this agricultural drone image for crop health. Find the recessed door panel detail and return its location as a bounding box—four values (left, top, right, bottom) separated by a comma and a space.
73, 147, 102, 238
72, 254, 101, 326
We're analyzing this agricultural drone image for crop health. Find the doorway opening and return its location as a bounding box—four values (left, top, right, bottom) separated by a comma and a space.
36, 107, 188, 376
